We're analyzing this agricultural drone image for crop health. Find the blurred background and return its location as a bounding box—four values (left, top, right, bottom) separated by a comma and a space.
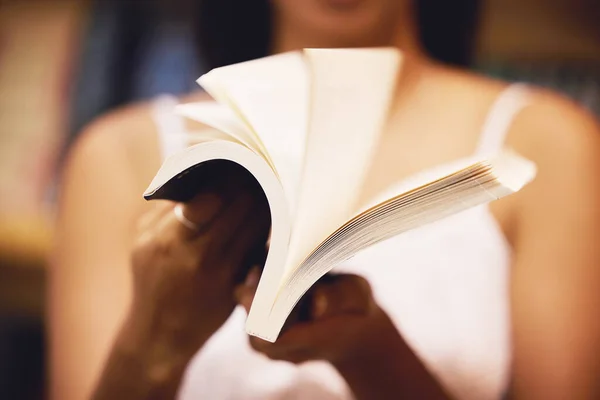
0, 0, 598, 398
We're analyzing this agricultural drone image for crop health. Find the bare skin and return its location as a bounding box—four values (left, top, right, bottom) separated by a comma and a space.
50, 1, 600, 398
50, 63, 600, 399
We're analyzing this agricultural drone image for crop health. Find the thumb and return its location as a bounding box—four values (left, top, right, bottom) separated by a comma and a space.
234, 266, 261, 312
310, 274, 373, 320
182, 192, 223, 228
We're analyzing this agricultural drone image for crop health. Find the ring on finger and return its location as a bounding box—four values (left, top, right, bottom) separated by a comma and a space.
173, 204, 200, 231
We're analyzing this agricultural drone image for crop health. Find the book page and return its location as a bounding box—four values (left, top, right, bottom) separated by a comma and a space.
258, 149, 536, 342
197, 52, 310, 215
284, 48, 401, 273
176, 101, 277, 175
176, 102, 273, 167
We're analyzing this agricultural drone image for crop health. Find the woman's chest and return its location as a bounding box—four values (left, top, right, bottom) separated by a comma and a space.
178, 209, 512, 400
358, 122, 515, 244
358, 116, 482, 206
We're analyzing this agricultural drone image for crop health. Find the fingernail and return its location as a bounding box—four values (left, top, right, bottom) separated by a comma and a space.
245, 267, 260, 288
187, 193, 223, 224
266, 230, 272, 248
312, 292, 328, 319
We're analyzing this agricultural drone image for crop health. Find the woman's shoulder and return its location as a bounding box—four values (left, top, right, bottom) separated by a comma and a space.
488, 78, 600, 235
444, 67, 599, 159
67, 101, 160, 196
67, 92, 211, 194
440, 67, 600, 227
504, 84, 600, 175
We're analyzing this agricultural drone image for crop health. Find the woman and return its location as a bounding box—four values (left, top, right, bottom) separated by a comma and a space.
50, 0, 600, 399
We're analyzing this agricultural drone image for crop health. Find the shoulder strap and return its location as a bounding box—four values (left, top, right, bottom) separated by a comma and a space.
474, 84, 532, 156
151, 95, 189, 161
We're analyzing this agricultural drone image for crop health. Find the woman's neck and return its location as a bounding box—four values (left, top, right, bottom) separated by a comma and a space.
268, 3, 439, 124
270, 5, 423, 59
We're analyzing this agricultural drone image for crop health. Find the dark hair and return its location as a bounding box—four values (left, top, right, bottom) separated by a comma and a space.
196, 0, 482, 70
417, 1, 482, 68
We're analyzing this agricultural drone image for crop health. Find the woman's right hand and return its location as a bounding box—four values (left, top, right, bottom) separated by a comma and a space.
128, 173, 271, 354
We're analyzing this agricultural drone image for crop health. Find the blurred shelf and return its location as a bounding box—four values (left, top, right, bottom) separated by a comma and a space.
0, 216, 52, 270
0, 216, 49, 319
477, 0, 600, 63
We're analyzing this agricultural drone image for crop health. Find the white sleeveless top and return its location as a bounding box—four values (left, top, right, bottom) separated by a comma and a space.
151, 85, 531, 400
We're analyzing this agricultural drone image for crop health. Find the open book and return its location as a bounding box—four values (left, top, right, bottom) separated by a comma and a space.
144, 48, 537, 342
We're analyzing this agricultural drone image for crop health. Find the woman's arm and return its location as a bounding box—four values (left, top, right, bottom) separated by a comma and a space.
49, 109, 160, 400
51, 104, 273, 399
90, 307, 207, 400
331, 311, 451, 400
503, 94, 600, 399
236, 272, 452, 400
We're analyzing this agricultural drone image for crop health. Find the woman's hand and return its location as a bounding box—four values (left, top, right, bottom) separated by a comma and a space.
130, 185, 270, 352
91, 168, 270, 400
236, 271, 387, 365
236, 271, 451, 400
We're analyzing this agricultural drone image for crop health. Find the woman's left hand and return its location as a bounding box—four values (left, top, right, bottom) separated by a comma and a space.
236, 269, 451, 400
235, 269, 390, 366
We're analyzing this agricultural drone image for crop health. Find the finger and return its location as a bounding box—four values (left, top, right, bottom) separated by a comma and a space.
136, 201, 174, 234
242, 239, 269, 278
271, 313, 368, 361
236, 268, 308, 360
243, 230, 271, 275
245, 274, 372, 346
205, 193, 257, 250
234, 266, 261, 312
154, 192, 223, 242
248, 275, 374, 363
310, 274, 373, 320
248, 335, 314, 364
230, 239, 268, 287
177, 192, 224, 238
144, 193, 222, 257
226, 201, 271, 270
